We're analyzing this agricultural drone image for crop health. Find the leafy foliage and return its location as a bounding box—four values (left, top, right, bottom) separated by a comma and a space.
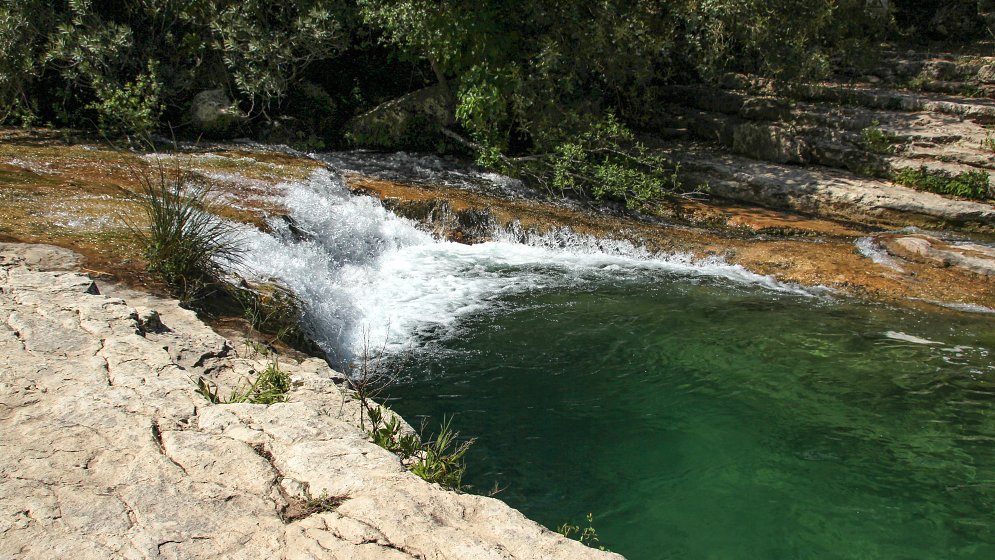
87, 63, 164, 139
408, 417, 473, 490
1, 0, 350, 134
359, 0, 884, 203
859, 121, 895, 155
0, 0, 50, 125
366, 407, 474, 491
893, 166, 991, 200
211, 1, 346, 112
531, 114, 699, 208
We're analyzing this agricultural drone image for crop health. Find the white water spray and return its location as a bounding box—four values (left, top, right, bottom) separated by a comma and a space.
239, 169, 816, 364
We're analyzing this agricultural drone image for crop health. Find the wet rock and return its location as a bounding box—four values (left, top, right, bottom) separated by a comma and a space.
882, 234, 995, 276
382, 198, 497, 244
229, 279, 320, 355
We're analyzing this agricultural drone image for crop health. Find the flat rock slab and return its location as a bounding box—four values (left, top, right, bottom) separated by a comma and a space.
0, 244, 620, 560
882, 235, 995, 277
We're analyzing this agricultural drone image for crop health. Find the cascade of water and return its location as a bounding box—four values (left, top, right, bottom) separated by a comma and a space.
238, 168, 819, 366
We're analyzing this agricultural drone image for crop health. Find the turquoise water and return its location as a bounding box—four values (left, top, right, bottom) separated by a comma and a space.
387, 277, 995, 560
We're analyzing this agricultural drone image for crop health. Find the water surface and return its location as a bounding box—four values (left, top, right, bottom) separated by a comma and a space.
388, 281, 995, 560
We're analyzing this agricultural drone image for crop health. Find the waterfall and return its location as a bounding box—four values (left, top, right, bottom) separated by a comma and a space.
238, 168, 817, 365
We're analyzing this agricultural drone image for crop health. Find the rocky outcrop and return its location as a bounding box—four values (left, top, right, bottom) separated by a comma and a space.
345, 85, 453, 149
0, 243, 619, 560
881, 234, 995, 276
189, 89, 249, 138
674, 144, 995, 230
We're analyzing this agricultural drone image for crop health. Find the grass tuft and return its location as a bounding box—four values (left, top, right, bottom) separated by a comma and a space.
132, 157, 243, 304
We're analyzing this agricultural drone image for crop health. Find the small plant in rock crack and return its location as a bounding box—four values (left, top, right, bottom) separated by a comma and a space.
367, 407, 422, 458
345, 336, 474, 491
558, 512, 609, 551
197, 361, 290, 405
983, 131, 995, 153
279, 487, 347, 522
408, 416, 474, 491
297, 490, 345, 517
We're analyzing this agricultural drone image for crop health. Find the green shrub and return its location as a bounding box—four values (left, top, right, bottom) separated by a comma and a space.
893, 166, 991, 200
88, 63, 163, 139
523, 114, 701, 209
859, 122, 894, 155
134, 159, 243, 303
364, 406, 473, 491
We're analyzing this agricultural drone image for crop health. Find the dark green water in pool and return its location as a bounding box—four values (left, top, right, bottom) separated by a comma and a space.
386, 277, 995, 559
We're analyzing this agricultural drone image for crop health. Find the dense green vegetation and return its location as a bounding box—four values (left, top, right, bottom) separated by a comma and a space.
893, 165, 992, 200
2, 1, 990, 204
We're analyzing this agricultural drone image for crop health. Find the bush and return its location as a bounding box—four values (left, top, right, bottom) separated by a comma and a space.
133, 159, 243, 303
408, 417, 473, 490
88, 63, 163, 140
524, 114, 702, 208
366, 408, 474, 491
859, 122, 895, 155
893, 166, 991, 200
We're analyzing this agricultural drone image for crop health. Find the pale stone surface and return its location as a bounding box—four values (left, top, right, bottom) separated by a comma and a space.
677, 145, 995, 230
882, 235, 995, 277
0, 244, 620, 560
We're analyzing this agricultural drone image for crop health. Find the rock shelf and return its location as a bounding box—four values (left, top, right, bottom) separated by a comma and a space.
0, 243, 618, 560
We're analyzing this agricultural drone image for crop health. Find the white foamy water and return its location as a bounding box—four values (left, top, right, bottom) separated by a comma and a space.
238, 169, 816, 364
855, 237, 904, 271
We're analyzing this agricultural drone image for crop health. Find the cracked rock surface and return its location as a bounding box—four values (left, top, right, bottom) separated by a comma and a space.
0, 243, 620, 560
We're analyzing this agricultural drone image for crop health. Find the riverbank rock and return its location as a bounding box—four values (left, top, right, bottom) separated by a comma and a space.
881, 234, 995, 276
0, 243, 619, 560
189, 89, 249, 138
345, 85, 453, 149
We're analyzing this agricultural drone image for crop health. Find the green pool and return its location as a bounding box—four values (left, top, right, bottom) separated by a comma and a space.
388, 278, 995, 560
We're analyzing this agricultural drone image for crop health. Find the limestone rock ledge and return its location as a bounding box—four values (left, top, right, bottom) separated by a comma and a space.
0, 243, 620, 560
